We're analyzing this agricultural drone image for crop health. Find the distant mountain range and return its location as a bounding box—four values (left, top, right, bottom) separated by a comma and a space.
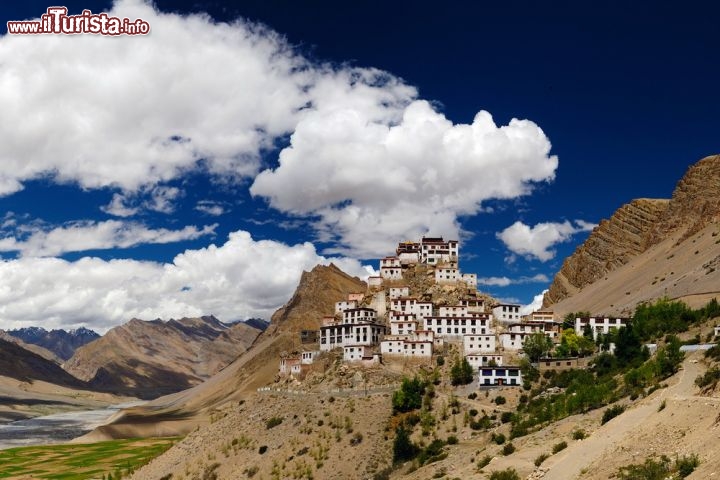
6, 326, 100, 361
63, 315, 263, 399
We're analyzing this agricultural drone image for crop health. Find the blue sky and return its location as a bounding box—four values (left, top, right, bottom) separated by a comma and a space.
0, 0, 717, 332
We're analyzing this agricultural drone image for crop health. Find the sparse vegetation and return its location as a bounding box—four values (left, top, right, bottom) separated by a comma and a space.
488, 467, 521, 480
501, 442, 515, 455
552, 441, 567, 453
476, 455, 492, 469
601, 404, 626, 425
266, 416, 283, 429
617, 454, 699, 479
534, 453, 550, 466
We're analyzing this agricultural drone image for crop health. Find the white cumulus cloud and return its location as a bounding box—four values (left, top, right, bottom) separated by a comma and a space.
0, 231, 372, 333
520, 289, 548, 316
0, 220, 217, 257
0, 0, 312, 195
497, 220, 596, 262
251, 100, 558, 257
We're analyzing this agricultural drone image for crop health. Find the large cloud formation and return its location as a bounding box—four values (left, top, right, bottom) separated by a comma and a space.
1, 0, 558, 258
251, 100, 558, 257
0, 0, 561, 329
0, 231, 372, 332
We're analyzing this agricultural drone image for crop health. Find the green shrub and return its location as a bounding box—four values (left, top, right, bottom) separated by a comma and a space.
502, 443, 515, 455
266, 417, 283, 429
572, 429, 586, 440
695, 366, 720, 389
446, 435, 458, 445
468, 392, 477, 399
393, 424, 418, 463
675, 454, 700, 478
489, 468, 520, 480
476, 454, 492, 470
552, 441, 567, 454
492, 433, 506, 445
436, 355, 445, 366
658, 400, 666, 412
393, 377, 427, 413
258, 445, 268, 454
601, 404, 625, 425
469, 408, 479, 417
500, 411, 513, 424
534, 453, 549, 466
494, 395, 507, 405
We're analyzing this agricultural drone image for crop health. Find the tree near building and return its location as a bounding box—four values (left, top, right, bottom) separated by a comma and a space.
523, 332, 553, 362
450, 355, 475, 385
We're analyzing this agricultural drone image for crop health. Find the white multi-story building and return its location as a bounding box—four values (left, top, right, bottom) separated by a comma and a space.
460, 298, 486, 313
575, 317, 630, 340
320, 308, 385, 351
389, 286, 410, 299
463, 334, 497, 354
389, 317, 419, 336
420, 237, 459, 265
424, 315, 492, 337
335, 300, 357, 314
301, 351, 320, 364
343, 345, 373, 362
438, 305, 468, 317
466, 354, 504, 369
435, 267, 459, 284
499, 331, 534, 350
478, 366, 523, 387
530, 310, 555, 323
493, 303, 521, 323
380, 339, 433, 358
380, 257, 402, 280
390, 297, 433, 320
396, 241, 421, 265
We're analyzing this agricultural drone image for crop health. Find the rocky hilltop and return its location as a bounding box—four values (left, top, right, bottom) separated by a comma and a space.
267, 263, 366, 335
544, 154, 720, 311
64, 316, 261, 399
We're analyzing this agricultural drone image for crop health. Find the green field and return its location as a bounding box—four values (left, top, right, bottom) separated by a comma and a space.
0, 437, 179, 479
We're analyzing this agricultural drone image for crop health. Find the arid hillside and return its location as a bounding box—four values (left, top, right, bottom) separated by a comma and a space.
64, 316, 261, 399
85, 264, 367, 439
545, 154, 720, 315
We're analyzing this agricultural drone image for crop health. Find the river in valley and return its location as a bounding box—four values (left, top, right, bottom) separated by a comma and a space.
0, 402, 139, 450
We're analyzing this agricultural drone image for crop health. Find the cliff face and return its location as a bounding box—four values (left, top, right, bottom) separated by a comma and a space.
544, 154, 720, 308
543, 198, 668, 305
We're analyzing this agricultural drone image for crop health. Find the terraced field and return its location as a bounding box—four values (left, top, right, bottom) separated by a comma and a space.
0, 437, 179, 479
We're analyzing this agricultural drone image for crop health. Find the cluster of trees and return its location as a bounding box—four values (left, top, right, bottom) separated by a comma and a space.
450, 356, 474, 385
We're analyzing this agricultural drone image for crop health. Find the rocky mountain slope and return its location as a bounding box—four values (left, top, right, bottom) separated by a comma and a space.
6, 326, 99, 361
85, 263, 366, 439
0, 338, 131, 423
0, 330, 62, 364
544, 154, 720, 314
63, 316, 262, 399
0, 338, 85, 388
267, 263, 367, 335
